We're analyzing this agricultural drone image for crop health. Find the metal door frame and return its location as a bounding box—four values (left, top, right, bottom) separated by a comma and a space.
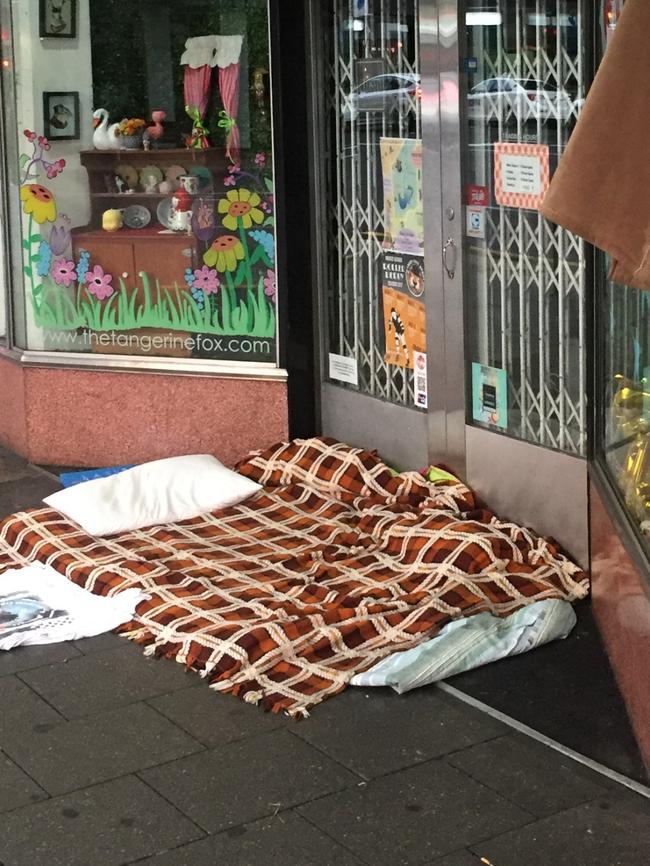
307, 0, 468, 472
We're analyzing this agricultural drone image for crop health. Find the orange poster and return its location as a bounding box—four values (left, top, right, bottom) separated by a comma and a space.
382, 286, 425, 369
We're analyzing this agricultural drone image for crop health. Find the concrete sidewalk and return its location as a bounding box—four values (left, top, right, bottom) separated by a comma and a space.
0, 447, 649, 866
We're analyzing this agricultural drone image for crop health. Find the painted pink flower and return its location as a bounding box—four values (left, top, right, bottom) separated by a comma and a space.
263, 268, 277, 303
192, 265, 220, 295
45, 158, 66, 179
86, 264, 114, 300
255, 152, 266, 167
51, 258, 77, 288
227, 163, 241, 175
223, 174, 236, 187
23, 129, 37, 142
38, 135, 51, 150
49, 214, 72, 255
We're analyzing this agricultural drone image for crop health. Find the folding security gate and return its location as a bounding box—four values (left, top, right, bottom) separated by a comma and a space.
309, 0, 594, 563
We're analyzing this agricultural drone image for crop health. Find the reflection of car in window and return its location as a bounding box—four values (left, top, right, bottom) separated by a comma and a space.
342, 73, 421, 121
467, 77, 574, 122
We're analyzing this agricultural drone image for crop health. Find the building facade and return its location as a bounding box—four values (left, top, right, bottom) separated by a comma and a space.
0, 1, 648, 765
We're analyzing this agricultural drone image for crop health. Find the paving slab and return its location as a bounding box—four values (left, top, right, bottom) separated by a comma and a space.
0, 448, 37, 483
19, 643, 197, 718
446, 733, 608, 818
0, 775, 203, 866
298, 758, 532, 866
0, 641, 81, 677
473, 793, 650, 866
140, 728, 357, 833
428, 852, 483, 866
293, 686, 506, 779
71, 632, 126, 654
126, 811, 365, 866
1, 701, 204, 796
0, 675, 63, 745
0, 474, 61, 516
0, 751, 48, 813
148, 682, 288, 747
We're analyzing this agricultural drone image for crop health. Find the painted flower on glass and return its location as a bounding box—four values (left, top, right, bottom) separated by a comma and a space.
249, 229, 275, 264
19, 184, 57, 224
223, 174, 236, 187
49, 214, 72, 256
36, 241, 52, 277
191, 201, 217, 242
263, 268, 277, 303
192, 266, 220, 295
86, 264, 114, 300
51, 258, 77, 288
76, 250, 90, 284
218, 188, 264, 231
44, 158, 66, 180
203, 235, 245, 273
255, 152, 266, 167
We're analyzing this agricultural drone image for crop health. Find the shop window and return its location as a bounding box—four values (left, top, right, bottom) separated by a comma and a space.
463, 0, 588, 455
1, 0, 277, 365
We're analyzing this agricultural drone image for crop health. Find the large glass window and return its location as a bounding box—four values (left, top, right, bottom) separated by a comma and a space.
1, 0, 277, 364
323, 0, 424, 408
463, 1, 588, 455
595, 1, 650, 549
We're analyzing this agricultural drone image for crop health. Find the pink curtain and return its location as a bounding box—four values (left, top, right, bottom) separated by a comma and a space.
219, 62, 241, 166
184, 65, 212, 119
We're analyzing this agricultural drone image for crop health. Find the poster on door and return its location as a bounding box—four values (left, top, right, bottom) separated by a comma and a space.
493, 142, 550, 210
380, 137, 424, 254
381, 289, 425, 370
381, 251, 426, 369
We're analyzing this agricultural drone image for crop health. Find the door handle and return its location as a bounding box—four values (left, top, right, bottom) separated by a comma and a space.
443, 237, 457, 280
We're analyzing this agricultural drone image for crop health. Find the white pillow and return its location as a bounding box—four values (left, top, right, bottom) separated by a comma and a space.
43, 455, 261, 537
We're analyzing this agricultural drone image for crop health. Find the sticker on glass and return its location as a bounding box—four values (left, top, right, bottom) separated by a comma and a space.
472, 362, 508, 430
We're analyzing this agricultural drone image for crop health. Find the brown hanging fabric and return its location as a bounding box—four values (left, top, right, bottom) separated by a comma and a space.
540, 0, 650, 290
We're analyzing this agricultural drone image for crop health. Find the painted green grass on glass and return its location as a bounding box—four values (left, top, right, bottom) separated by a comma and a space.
33, 273, 275, 338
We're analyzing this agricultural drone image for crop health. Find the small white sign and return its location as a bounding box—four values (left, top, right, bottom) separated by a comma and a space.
466, 206, 486, 239
500, 154, 542, 196
329, 353, 359, 386
413, 351, 428, 409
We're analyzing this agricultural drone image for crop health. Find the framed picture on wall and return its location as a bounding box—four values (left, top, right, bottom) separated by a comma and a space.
43, 92, 80, 141
39, 0, 77, 39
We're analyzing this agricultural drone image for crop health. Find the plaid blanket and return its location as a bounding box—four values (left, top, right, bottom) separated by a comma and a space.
0, 438, 588, 716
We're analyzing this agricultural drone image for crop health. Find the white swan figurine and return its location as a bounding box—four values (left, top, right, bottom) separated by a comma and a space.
92, 108, 120, 150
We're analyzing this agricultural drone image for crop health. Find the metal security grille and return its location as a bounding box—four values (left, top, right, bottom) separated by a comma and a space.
465, 1, 588, 455
324, 0, 421, 406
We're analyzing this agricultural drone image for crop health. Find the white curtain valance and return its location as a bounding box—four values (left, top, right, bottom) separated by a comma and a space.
180, 35, 244, 69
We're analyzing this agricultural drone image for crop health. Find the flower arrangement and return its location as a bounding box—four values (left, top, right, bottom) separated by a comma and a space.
116, 118, 146, 138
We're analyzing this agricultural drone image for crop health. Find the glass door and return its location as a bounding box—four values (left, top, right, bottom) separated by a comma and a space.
311, 0, 436, 470
458, 1, 593, 564
462, 0, 588, 455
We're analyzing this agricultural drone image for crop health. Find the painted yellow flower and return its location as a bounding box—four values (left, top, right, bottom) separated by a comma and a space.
20, 184, 57, 224
203, 234, 245, 272
218, 188, 264, 231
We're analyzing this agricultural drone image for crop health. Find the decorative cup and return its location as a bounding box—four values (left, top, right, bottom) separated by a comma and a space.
180, 175, 199, 195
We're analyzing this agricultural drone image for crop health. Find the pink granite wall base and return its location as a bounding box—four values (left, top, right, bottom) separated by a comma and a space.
0, 355, 288, 467
590, 480, 650, 770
